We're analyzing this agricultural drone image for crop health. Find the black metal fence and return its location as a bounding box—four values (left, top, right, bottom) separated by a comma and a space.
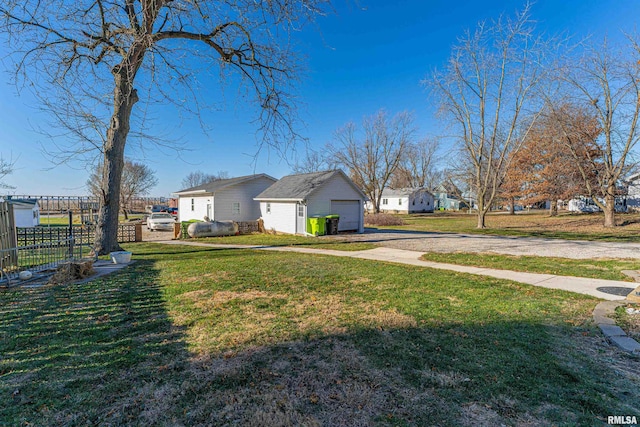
16, 224, 138, 247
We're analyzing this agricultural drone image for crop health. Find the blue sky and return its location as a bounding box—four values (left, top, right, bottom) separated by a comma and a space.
1, 0, 639, 196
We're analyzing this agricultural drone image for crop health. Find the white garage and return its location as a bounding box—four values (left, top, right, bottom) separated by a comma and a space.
255, 170, 366, 235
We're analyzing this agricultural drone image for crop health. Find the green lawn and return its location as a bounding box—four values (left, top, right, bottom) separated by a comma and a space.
194, 233, 378, 251
378, 210, 640, 242
1, 242, 638, 426
420, 252, 640, 282
39, 214, 144, 226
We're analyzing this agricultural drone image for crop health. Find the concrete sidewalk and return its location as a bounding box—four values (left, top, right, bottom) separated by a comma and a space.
158, 240, 635, 301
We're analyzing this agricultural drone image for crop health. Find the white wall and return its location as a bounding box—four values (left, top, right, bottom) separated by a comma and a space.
306, 174, 363, 214
178, 195, 210, 222
379, 196, 409, 212
214, 176, 275, 221
260, 201, 297, 234
13, 206, 39, 227
408, 190, 434, 213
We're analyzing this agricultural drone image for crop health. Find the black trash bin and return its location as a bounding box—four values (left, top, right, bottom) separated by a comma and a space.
325, 214, 340, 235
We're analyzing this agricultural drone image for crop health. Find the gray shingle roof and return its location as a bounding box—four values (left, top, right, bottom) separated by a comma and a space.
382, 188, 433, 197
174, 174, 275, 194
256, 170, 363, 200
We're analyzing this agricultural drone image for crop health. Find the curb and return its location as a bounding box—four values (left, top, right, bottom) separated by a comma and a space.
593, 300, 640, 355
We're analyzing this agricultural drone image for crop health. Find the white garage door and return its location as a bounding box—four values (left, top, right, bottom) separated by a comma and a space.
330, 200, 361, 231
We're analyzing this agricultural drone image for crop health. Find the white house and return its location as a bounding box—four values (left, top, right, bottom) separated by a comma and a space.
625, 172, 640, 210
567, 196, 627, 213
6, 199, 40, 227
174, 174, 276, 222
255, 170, 366, 235
369, 188, 434, 213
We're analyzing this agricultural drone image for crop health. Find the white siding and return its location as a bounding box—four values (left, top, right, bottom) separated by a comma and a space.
178, 195, 210, 222
408, 190, 434, 213
260, 201, 297, 234
213, 176, 275, 221
379, 196, 409, 213
13, 206, 39, 227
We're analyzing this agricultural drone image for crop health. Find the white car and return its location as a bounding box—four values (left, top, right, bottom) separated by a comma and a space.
147, 213, 176, 231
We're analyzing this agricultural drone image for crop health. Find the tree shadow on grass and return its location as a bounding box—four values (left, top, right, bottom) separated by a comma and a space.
0, 260, 189, 425
1, 260, 639, 426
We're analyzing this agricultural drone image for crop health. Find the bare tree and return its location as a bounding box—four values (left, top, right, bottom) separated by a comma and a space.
0, 0, 330, 254
87, 159, 158, 219
292, 149, 329, 174
427, 4, 551, 228
181, 171, 230, 190
390, 137, 441, 189
330, 110, 414, 213
553, 37, 640, 227
0, 155, 15, 190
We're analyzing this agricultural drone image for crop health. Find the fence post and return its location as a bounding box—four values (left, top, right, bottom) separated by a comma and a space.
135, 223, 142, 242
68, 210, 74, 259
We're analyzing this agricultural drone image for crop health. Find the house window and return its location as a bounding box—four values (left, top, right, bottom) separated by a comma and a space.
412, 200, 415, 206
266, 203, 271, 214
232, 202, 240, 214
298, 204, 304, 217
191, 198, 195, 211
382, 198, 388, 205
398, 199, 402, 205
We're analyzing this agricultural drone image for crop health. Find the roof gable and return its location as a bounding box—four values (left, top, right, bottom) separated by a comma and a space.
382, 188, 433, 198
255, 170, 366, 201
5, 198, 39, 208
174, 174, 276, 195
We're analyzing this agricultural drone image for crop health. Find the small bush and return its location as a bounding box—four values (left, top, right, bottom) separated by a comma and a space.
364, 213, 405, 226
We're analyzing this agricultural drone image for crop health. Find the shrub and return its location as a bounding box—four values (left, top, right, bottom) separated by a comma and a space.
364, 213, 405, 226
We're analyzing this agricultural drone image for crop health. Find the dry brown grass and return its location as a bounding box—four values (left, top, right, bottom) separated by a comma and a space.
364, 213, 405, 226
47, 260, 95, 284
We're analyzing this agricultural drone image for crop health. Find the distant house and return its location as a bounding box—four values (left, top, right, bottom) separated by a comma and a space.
255, 170, 366, 235
369, 188, 434, 213
6, 198, 40, 227
625, 172, 640, 211
567, 196, 627, 213
174, 174, 277, 222
433, 184, 466, 211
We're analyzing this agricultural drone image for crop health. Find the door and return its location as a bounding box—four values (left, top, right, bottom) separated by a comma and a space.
330, 200, 361, 231
296, 203, 306, 234
206, 203, 212, 220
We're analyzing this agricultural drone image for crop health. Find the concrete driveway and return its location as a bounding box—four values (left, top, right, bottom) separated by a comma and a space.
338, 228, 640, 260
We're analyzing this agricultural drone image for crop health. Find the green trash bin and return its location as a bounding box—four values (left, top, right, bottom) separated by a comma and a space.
307, 216, 326, 236
325, 214, 340, 235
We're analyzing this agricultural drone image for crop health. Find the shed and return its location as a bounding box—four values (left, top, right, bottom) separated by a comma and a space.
255, 170, 366, 235
372, 188, 434, 213
7, 199, 40, 227
174, 174, 277, 222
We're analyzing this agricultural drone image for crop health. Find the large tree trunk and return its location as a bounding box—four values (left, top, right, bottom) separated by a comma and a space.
603, 192, 616, 228
509, 196, 516, 215
94, 71, 139, 255
477, 210, 487, 228
549, 200, 558, 216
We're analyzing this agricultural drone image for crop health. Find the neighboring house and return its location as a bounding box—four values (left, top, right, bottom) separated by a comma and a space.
370, 188, 434, 213
625, 172, 640, 211
174, 174, 277, 222
5, 198, 40, 227
433, 184, 466, 211
255, 170, 366, 235
567, 195, 627, 213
